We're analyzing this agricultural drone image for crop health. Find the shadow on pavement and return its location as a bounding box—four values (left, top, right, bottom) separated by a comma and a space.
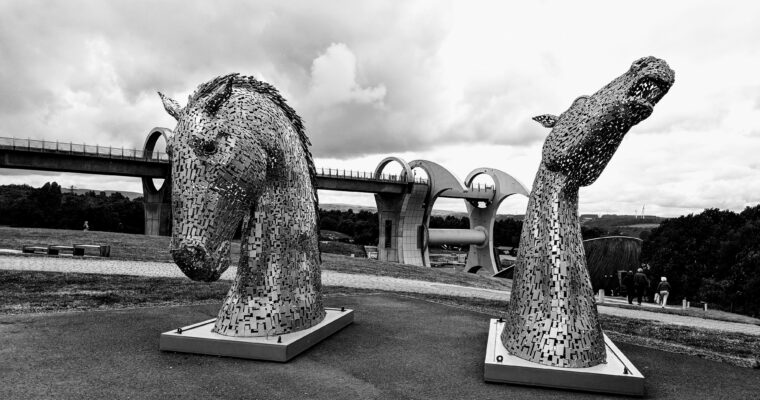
1, 294, 758, 399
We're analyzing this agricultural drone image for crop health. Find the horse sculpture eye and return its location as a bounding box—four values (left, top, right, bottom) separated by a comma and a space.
202, 141, 218, 155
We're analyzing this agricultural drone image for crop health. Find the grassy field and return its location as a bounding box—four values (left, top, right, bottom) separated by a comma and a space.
601, 301, 760, 326
0, 226, 367, 261
2, 226, 756, 323
0, 227, 173, 261
1, 269, 757, 369
321, 254, 510, 290
0, 226, 509, 290
318, 241, 367, 257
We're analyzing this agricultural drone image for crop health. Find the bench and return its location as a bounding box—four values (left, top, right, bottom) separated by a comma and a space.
47, 245, 75, 256
684, 300, 709, 311
22, 245, 48, 254
73, 244, 111, 257
21, 244, 111, 257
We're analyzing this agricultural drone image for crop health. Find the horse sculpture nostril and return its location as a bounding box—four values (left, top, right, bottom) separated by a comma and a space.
171, 245, 222, 282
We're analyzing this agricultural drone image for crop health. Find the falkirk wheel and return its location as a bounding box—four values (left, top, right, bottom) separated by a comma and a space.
373, 157, 529, 274
140, 129, 529, 274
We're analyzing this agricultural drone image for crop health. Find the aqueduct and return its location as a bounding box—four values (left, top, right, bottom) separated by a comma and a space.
373, 157, 529, 273
0, 127, 530, 273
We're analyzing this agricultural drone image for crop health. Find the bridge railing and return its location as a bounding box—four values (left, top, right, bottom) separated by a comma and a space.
0, 136, 493, 189
316, 167, 428, 184
0, 137, 170, 162
469, 183, 495, 192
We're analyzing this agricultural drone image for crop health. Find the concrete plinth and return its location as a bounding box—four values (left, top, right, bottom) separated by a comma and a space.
160, 308, 354, 362
484, 319, 645, 396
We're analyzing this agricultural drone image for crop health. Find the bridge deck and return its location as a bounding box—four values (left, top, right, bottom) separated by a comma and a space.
0, 137, 495, 198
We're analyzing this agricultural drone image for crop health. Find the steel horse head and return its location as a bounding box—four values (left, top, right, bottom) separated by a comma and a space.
159, 74, 324, 336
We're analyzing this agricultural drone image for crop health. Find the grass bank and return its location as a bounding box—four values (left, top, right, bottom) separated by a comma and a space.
1, 226, 755, 324
0, 227, 509, 291
600, 301, 760, 326
1, 270, 757, 369
0, 226, 172, 262
321, 254, 510, 290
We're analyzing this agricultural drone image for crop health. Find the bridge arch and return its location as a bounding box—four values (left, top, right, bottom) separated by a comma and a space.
408, 159, 469, 267
464, 167, 529, 208
374, 156, 413, 181
461, 167, 529, 274
142, 127, 173, 236
142, 127, 172, 194
409, 159, 467, 199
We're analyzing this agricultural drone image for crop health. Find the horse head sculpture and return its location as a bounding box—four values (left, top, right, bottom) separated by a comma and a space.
159, 74, 324, 336
503, 57, 674, 368
534, 56, 675, 187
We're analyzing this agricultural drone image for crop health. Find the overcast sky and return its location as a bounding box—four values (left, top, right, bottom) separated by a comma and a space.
1, 0, 759, 217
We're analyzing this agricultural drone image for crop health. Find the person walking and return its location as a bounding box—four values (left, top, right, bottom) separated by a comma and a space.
633, 268, 649, 306
656, 277, 672, 308
623, 270, 635, 304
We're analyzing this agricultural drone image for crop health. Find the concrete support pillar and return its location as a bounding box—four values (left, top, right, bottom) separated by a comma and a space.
142, 127, 173, 236
375, 193, 403, 263
374, 184, 427, 266
142, 177, 172, 236
464, 168, 530, 274
373, 157, 426, 266
465, 200, 500, 274
408, 159, 472, 268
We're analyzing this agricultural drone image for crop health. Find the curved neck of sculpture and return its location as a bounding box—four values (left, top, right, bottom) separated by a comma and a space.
212, 173, 325, 337
502, 163, 605, 368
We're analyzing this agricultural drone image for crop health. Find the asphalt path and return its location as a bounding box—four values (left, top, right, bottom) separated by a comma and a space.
1, 295, 758, 399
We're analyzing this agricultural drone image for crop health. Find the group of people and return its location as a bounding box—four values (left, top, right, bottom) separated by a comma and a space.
622, 266, 671, 308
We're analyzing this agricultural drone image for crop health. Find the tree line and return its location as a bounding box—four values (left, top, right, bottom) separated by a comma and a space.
641, 206, 760, 316
0, 183, 144, 233
318, 209, 526, 247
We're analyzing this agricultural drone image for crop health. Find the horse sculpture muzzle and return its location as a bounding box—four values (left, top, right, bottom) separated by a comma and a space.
170, 240, 231, 282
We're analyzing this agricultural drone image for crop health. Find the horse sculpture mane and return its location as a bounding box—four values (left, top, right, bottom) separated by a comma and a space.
185, 74, 318, 203
160, 73, 325, 337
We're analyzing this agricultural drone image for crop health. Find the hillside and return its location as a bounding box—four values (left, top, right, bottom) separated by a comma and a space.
581, 214, 667, 238
69, 188, 143, 200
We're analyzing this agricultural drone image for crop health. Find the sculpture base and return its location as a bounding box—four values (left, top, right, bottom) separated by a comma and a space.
160, 308, 354, 362
484, 319, 645, 396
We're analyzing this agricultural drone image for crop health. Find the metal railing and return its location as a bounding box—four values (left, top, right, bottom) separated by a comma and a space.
0, 137, 170, 162
0, 136, 497, 189
316, 167, 428, 184
469, 183, 495, 192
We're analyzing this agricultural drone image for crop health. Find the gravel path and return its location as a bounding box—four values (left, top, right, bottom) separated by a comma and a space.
2, 255, 758, 336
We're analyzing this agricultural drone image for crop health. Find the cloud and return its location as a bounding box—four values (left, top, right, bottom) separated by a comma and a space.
0, 169, 59, 177
307, 43, 386, 106
1, 0, 760, 217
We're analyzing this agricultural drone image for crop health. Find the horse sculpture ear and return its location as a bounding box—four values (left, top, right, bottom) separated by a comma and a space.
158, 92, 182, 121
533, 114, 559, 128
204, 76, 235, 116
164, 132, 174, 158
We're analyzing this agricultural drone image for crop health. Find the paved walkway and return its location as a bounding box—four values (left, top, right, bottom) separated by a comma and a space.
2, 255, 759, 336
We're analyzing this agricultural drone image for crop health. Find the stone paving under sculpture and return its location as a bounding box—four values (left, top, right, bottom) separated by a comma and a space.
159, 73, 325, 337
502, 57, 675, 368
